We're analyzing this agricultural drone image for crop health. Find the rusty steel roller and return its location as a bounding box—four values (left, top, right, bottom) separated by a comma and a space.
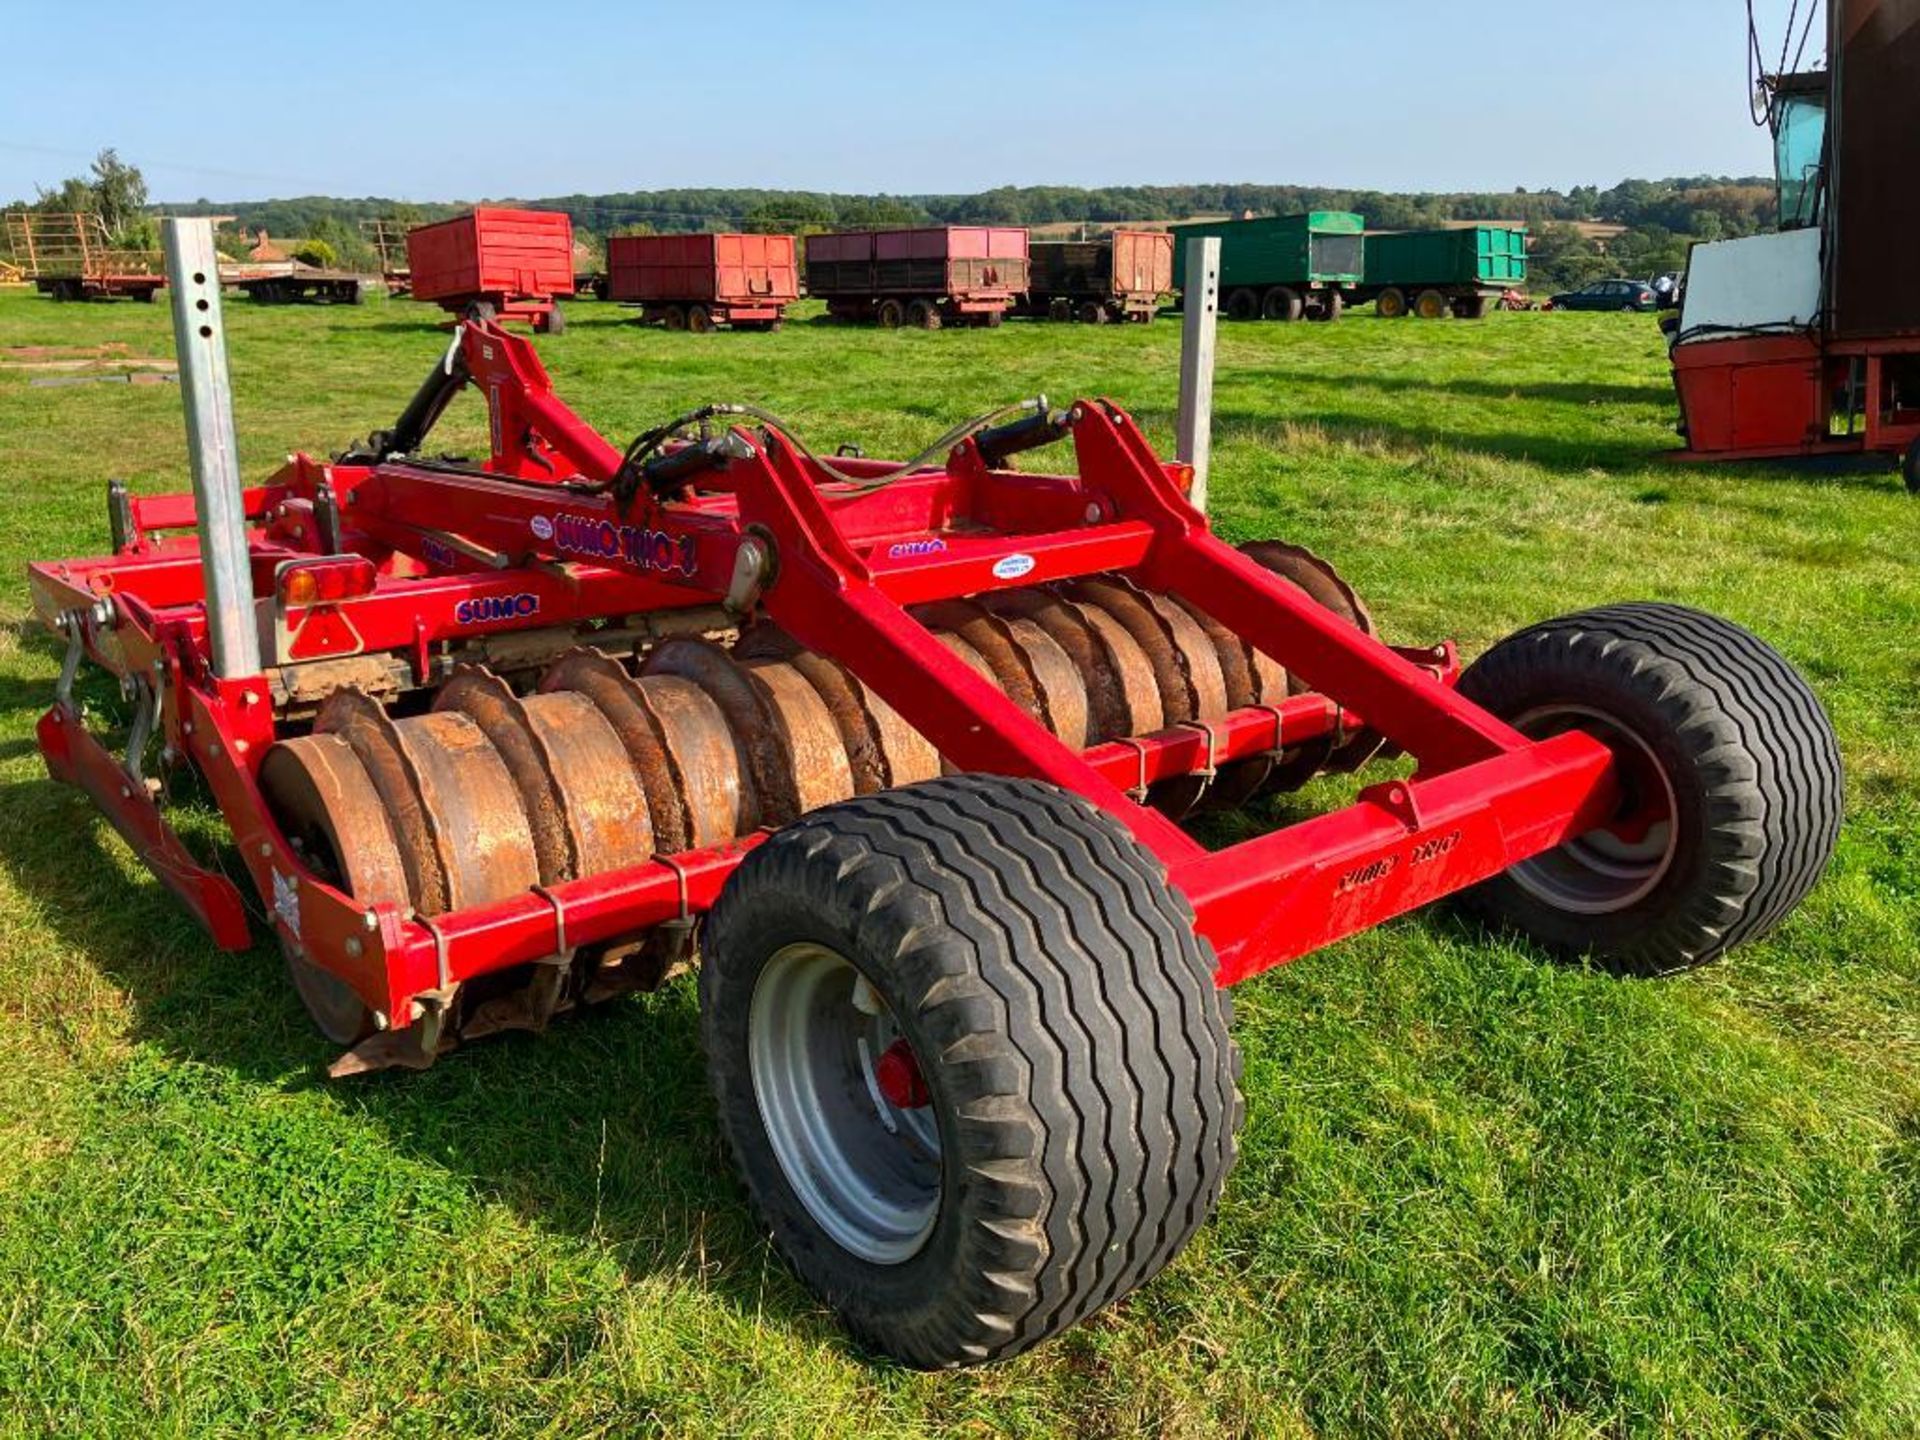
258, 558, 1378, 926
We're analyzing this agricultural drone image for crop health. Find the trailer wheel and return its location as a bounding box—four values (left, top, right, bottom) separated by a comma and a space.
1456, 603, 1842, 975
980, 309, 1004, 328
1454, 294, 1490, 320
1414, 288, 1449, 319
537, 304, 567, 335
1077, 300, 1109, 325
1313, 290, 1344, 322
662, 305, 687, 331
1376, 287, 1408, 318
907, 298, 941, 330
702, 774, 1242, 1368
876, 298, 906, 329
686, 305, 714, 334
1903, 436, 1920, 495
1047, 297, 1072, 322
1261, 286, 1303, 322
1224, 287, 1258, 321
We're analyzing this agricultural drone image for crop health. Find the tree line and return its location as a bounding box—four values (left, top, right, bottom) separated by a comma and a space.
11, 153, 1777, 291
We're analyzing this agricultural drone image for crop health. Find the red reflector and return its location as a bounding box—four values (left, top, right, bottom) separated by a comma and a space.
277, 555, 377, 607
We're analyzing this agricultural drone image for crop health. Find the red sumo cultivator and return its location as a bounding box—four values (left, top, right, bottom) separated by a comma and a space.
31, 303, 1841, 1367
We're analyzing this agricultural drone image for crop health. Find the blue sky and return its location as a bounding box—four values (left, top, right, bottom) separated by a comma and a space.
0, 1, 1800, 203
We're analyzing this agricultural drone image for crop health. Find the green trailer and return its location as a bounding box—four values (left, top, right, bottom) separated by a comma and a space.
1355, 226, 1527, 320
1169, 211, 1364, 321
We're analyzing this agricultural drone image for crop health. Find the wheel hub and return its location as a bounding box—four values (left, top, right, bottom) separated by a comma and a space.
1509, 703, 1679, 914
748, 942, 941, 1264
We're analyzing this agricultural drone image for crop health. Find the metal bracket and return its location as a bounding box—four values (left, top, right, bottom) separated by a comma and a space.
1115, 736, 1152, 802
1249, 702, 1286, 759
107, 477, 135, 554
53, 610, 85, 707
313, 477, 343, 554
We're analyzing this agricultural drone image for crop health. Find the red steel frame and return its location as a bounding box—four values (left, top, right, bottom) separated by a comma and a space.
29, 320, 1620, 1031
1669, 331, 1920, 464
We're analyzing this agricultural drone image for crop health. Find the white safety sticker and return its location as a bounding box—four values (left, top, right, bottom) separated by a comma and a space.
272, 868, 302, 939
992, 553, 1037, 581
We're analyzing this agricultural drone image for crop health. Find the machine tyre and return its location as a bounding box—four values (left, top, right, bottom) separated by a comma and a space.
876, 298, 906, 329
1456, 603, 1842, 975
908, 298, 942, 330
1414, 288, 1449, 319
686, 305, 713, 334
1314, 290, 1344, 322
1224, 287, 1258, 321
1261, 286, 1304, 322
1078, 300, 1109, 324
539, 303, 567, 335
662, 305, 687, 331
1902, 435, 1920, 495
701, 774, 1242, 1369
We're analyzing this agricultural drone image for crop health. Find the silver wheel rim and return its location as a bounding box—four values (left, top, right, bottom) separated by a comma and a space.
748, 942, 941, 1264
1508, 703, 1679, 915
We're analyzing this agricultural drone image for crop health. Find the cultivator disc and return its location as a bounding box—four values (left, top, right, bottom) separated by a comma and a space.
261, 542, 1377, 1068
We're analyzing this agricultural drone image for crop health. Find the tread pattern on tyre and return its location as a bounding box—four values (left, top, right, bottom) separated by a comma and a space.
1457, 602, 1842, 973
701, 774, 1241, 1368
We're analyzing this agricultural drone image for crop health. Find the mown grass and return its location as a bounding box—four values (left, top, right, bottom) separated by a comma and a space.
0, 289, 1915, 1438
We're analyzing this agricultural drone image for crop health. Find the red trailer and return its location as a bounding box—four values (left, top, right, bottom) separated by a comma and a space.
805, 226, 1028, 328
1023, 229, 1173, 323
607, 233, 798, 332
406, 208, 574, 334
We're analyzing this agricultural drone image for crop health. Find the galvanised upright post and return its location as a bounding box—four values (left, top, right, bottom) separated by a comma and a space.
162, 217, 260, 679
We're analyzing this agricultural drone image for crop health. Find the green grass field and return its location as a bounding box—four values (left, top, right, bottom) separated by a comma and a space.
0, 289, 1915, 1438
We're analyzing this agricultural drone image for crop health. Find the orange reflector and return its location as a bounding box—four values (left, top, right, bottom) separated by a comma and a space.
277, 556, 377, 608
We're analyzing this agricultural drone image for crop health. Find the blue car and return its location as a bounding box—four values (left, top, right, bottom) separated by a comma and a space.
1550, 278, 1659, 312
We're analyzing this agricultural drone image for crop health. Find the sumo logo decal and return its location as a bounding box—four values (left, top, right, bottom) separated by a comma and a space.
887, 537, 948, 559
544, 515, 699, 577
455, 592, 540, 625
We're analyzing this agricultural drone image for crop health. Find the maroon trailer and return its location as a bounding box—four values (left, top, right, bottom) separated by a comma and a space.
805, 225, 1028, 328
406, 208, 574, 334
1022, 229, 1173, 324
607, 233, 799, 332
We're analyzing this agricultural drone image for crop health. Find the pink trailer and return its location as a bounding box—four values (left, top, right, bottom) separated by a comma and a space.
804, 225, 1029, 328
606, 233, 798, 332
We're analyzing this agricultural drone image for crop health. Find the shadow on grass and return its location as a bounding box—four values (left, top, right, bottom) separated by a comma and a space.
0, 767, 811, 1339
1131, 399, 1668, 474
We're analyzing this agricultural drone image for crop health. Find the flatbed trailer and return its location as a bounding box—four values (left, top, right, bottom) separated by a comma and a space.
1354, 226, 1528, 319
6, 211, 165, 302
805, 226, 1028, 328
1170, 211, 1362, 321
225, 263, 380, 306
1021, 230, 1172, 323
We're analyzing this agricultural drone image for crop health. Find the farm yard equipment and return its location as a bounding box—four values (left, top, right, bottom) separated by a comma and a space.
405, 207, 573, 333
3, 211, 165, 302
806, 225, 1029, 328
1357, 225, 1529, 320
1020, 229, 1173, 324
1171, 211, 1362, 321
607, 232, 798, 331
28, 221, 1842, 1370
1670, 0, 1920, 488
360, 217, 412, 295
223, 260, 380, 306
